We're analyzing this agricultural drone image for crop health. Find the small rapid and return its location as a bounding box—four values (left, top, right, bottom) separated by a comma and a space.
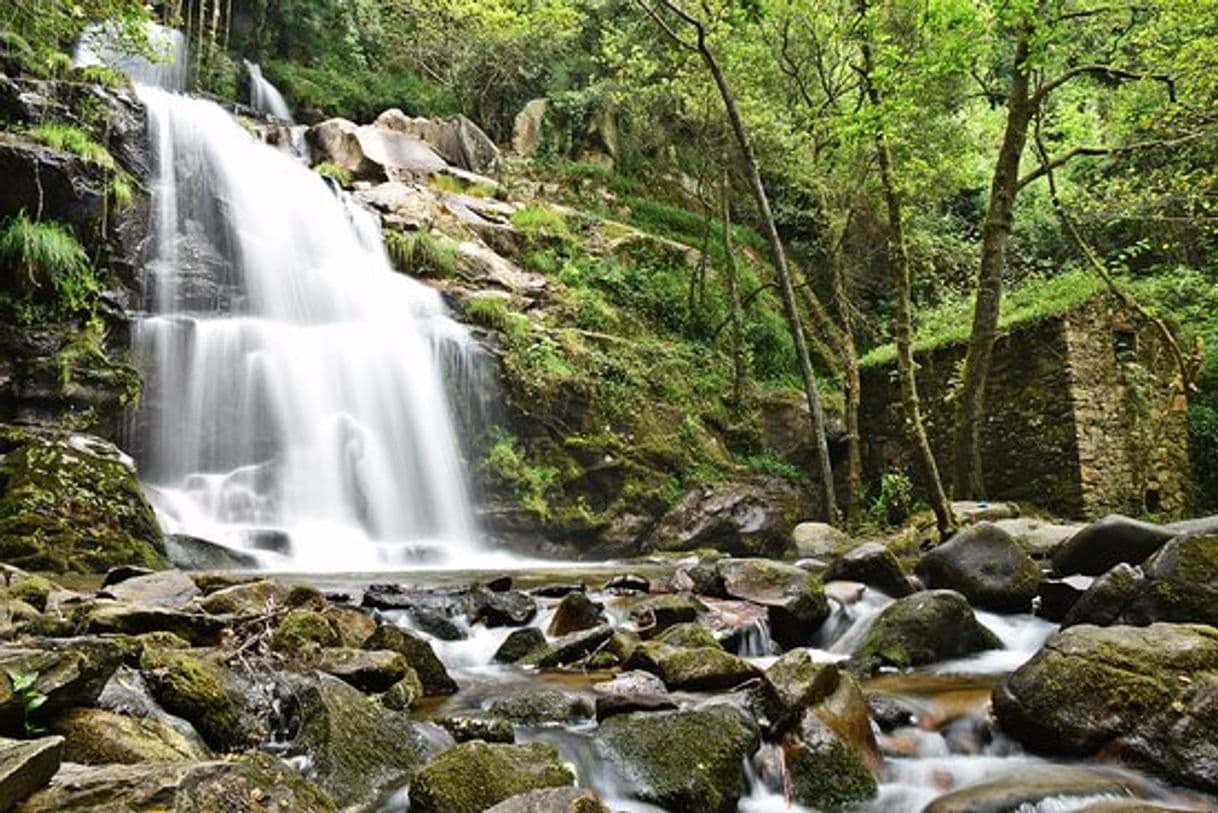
243, 60, 294, 122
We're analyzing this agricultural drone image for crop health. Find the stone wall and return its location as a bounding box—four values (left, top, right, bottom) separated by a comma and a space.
860, 296, 1191, 520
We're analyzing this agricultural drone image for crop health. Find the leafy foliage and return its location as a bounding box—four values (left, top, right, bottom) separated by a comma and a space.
0, 213, 100, 319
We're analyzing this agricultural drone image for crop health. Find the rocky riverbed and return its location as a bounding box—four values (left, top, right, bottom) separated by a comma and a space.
1, 501, 1217, 812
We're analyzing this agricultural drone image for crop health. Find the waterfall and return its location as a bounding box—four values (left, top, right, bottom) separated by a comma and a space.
243, 60, 295, 123
74, 22, 189, 92
128, 85, 490, 570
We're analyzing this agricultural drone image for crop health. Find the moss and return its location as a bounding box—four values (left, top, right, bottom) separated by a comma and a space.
851, 590, 1002, 676
656, 622, 722, 650
271, 610, 340, 652
139, 648, 248, 752
0, 424, 165, 573
409, 741, 575, 813
787, 727, 878, 812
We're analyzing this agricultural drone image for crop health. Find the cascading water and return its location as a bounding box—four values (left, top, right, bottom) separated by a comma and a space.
243, 60, 295, 123
128, 85, 495, 570
75, 22, 189, 92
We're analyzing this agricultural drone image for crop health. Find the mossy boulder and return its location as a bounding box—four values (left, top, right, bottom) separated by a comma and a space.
0, 639, 125, 732
197, 579, 281, 615
519, 624, 614, 668
915, 522, 1041, 612
485, 787, 610, 813
718, 558, 830, 648
363, 623, 458, 695
851, 590, 1002, 676
50, 707, 211, 764
82, 603, 225, 646
409, 741, 575, 813
994, 623, 1218, 791
629, 641, 761, 691
786, 713, 878, 812
0, 425, 166, 573
379, 670, 424, 711
314, 647, 410, 693
483, 689, 593, 725
286, 671, 439, 809
0, 735, 62, 810
593, 705, 760, 813
656, 621, 722, 650
824, 542, 914, 598
1051, 514, 1176, 576
748, 649, 840, 734
493, 627, 547, 664
271, 609, 340, 652
138, 648, 256, 752
1063, 563, 1143, 627
653, 477, 805, 558
547, 591, 605, 636
628, 591, 706, 634
1123, 533, 1218, 626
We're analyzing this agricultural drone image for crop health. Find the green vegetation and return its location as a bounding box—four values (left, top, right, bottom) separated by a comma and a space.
0, 213, 100, 319
384, 228, 460, 279
313, 161, 354, 186
6, 670, 48, 735
25, 124, 116, 170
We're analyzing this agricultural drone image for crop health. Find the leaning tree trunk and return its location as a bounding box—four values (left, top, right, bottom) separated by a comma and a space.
951, 30, 1034, 499
858, 7, 953, 538
720, 167, 748, 409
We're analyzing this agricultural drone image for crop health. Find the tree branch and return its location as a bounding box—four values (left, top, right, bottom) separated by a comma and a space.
1017, 133, 1203, 191
1033, 64, 1174, 107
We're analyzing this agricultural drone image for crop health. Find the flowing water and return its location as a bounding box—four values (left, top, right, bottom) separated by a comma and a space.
243, 60, 294, 122
75, 21, 189, 92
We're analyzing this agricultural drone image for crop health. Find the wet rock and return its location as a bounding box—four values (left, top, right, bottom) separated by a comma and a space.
286, 671, 440, 807
379, 670, 424, 711
471, 587, 538, 628
671, 558, 725, 597
656, 621, 722, 650
851, 590, 1003, 676
1051, 514, 1176, 576
409, 741, 574, 813
1123, 533, 1218, 626
993, 517, 1081, 559
603, 573, 650, 595
483, 689, 593, 725
592, 669, 667, 699
655, 477, 804, 558
521, 625, 614, 668
718, 559, 830, 649
701, 598, 769, 654
410, 606, 467, 641
0, 735, 62, 810
994, 623, 1218, 791
0, 639, 125, 730
916, 522, 1041, 612
271, 609, 341, 651
485, 787, 610, 813
1037, 574, 1093, 622
164, 534, 259, 570
1063, 564, 1143, 627
315, 647, 410, 693
95, 666, 211, 752
547, 592, 606, 637
593, 705, 760, 813
630, 642, 761, 691
50, 707, 211, 764
923, 766, 1162, 813
322, 605, 376, 647
138, 648, 259, 752
493, 627, 547, 664
749, 649, 840, 734
940, 713, 993, 755
814, 672, 882, 772
530, 583, 586, 599
865, 692, 918, 732
364, 623, 458, 695
437, 715, 515, 744
0, 425, 166, 573
16, 752, 336, 812
629, 592, 706, 634
101, 571, 199, 608
786, 711, 877, 812
824, 542, 914, 598
83, 602, 226, 646
792, 522, 852, 560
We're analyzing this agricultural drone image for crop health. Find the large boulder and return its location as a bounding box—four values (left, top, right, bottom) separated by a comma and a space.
593, 706, 760, 813
547, 592, 605, 637
1051, 515, 1176, 576
0, 425, 166, 573
138, 647, 261, 752
748, 649, 840, 734
654, 478, 805, 558
923, 766, 1165, 813
483, 689, 593, 725
512, 99, 547, 156
284, 672, 440, 808
307, 117, 447, 182
994, 623, 1218, 791
313, 647, 411, 693
629, 641, 761, 691
790, 522, 852, 561
787, 711, 877, 811
851, 590, 1002, 675
718, 559, 830, 648
824, 542, 914, 598
82, 603, 226, 646
629, 592, 706, 635
49, 707, 211, 764
363, 623, 458, 695
0, 735, 62, 810
1122, 533, 1218, 626
916, 522, 1040, 611
1062, 564, 1143, 627
0, 638, 126, 732
520, 624, 614, 668
408, 741, 574, 813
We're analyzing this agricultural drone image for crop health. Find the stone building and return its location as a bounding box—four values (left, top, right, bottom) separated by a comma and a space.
860, 294, 1192, 519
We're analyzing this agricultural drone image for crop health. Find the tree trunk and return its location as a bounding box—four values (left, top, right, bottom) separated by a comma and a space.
951, 29, 1034, 498
825, 215, 863, 527
720, 167, 747, 409
858, 5, 953, 537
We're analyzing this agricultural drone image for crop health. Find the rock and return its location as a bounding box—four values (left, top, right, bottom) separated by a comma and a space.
0, 568, 56, 612
163, 534, 259, 570
16, 753, 336, 812
315, 647, 410, 693
485, 787, 610, 813
1123, 533, 1218, 626
307, 117, 448, 182
603, 573, 650, 595
471, 588, 538, 627
409, 741, 575, 813
671, 559, 724, 596
813, 673, 882, 772
786, 712, 877, 812
700, 598, 770, 654
285, 672, 439, 808
483, 689, 593, 725
322, 605, 376, 647
656, 622, 722, 650
993, 517, 1081, 558
0, 735, 62, 810
547, 592, 606, 636
951, 500, 1021, 524
0, 425, 166, 573
493, 627, 547, 664
593, 706, 760, 813
272, 609, 340, 652
824, 542, 914, 598
792, 522, 852, 560
138, 648, 258, 752
994, 623, 1218, 791
363, 624, 458, 695
851, 590, 1003, 675
630, 642, 761, 691
629, 592, 706, 634
49, 707, 210, 764
379, 671, 424, 711
101, 571, 198, 608
0, 639, 125, 730
749, 649, 840, 734
409, 607, 466, 641
592, 672, 676, 720
1052, 514, 1176, 576
94, 666, 211, 754
196, 579, 280, 615
453, 115, 500, 174
1037, 574, 1093, 622
521, 625, 615, 668
916, 522, 1041, 611
512, 99, 548, 156
655, 478, 804, 558
865, 692, 917, 732
923, 766, 1163, 813
1063, 564, 1143, 627
437, 715, 515, 744
531, 583, 586, 599
374, 109, 463, 165
82, 603, 225, 646
718, 559, 830, 649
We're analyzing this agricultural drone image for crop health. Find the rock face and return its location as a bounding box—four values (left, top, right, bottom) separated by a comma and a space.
915, 522, 1040, 611
593, 706, 760, 813
409, 741, 575, 813
374, 108, 500, 174
1051, 514, 1176, 576
655, 478, 805, 558
851, 590, 1002, 675
824, 542, 914, 598
0, 425, 166, 573
718, 559, 830, 648
994, 623, 1218, 791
